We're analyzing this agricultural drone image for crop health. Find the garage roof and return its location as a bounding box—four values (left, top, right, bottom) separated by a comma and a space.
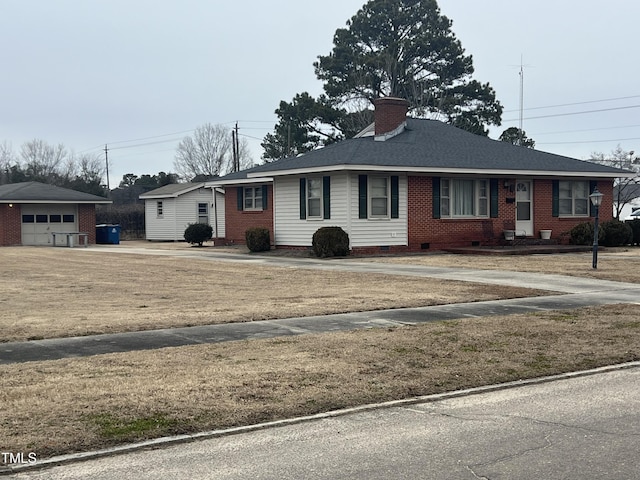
0, 182, 111, 204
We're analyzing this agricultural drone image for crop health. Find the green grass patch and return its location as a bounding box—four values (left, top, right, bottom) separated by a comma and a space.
90, 413, 180, 440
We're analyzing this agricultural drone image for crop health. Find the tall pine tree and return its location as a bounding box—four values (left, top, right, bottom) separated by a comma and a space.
262, 0, 502, 161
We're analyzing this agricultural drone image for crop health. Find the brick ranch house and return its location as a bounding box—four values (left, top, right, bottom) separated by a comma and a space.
210, 97, 629, 253
0, 182, 111, 246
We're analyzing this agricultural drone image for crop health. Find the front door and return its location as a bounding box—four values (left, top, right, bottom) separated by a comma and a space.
515, 180, 533, 236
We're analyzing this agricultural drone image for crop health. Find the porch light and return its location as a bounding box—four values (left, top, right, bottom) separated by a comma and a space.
589, 188, 604, 269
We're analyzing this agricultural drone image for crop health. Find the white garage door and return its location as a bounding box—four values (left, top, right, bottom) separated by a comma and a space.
21, 205, 78, 245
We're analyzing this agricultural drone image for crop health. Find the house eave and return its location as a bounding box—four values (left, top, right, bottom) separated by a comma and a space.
139, 183, 207, 199
207, 177, 274, 186
246, 164, 629, 179
139, 193, 184, 199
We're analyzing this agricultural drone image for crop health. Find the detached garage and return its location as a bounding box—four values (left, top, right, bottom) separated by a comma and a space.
0, 182, 111, 246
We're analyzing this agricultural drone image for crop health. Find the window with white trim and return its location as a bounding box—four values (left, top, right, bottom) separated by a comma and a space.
156, 201, 163, 218
559, 181, 589, 216
197, 202, 209, 224
244, 187, 263, 210
441, 179, 489, 218
369, 176, 389, 218
306, 178, 323, 218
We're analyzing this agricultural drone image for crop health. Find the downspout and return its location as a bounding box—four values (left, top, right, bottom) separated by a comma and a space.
271, 182, 276, 248
213, 188, 219, 243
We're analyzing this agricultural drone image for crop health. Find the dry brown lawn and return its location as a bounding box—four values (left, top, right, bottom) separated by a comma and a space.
1, 304, 638, 460
0, 246, 546, 343
1, 243, 639, 463
360, 247, 640, 283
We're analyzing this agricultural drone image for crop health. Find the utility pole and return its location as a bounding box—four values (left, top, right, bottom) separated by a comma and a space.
231, 129, 238, 173
104, 144, 110, 196
518, 58, 524, 147
234, 122, 240, 172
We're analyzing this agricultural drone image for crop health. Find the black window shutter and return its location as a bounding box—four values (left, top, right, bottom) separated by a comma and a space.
358, 175, 368, 219
391, 175, 399, 218
299, 178, 306, 219
589, 180, 597, 217
237, 187, 244, 211
552, 180, 559, 217
261, 185, 268, 210
323, 176, 331, 219
432, 177, 441, 219
490, 178, 499, 218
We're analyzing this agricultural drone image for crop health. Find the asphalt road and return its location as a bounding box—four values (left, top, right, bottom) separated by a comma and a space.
7, 365, 639, 479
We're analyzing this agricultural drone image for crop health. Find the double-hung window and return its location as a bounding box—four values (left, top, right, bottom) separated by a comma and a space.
357, 175, 399, 219
369, 176, 389, 218
559, 181, 589, 216
197, 202, 209, 224
238, 186, 267, 212
244, 187, 263, 211
306, 178, 323, 218
300, 177, 330, 220
440, 179, 488, 218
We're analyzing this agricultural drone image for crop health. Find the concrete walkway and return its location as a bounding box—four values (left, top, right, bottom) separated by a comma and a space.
2, 246, 639, 365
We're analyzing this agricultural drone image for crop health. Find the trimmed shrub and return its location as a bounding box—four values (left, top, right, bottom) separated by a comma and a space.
245, 227, 271, 252
569, 222, 595, 245
184, 223, 213, 246
626, 219, 640, 245
600, 219, 632, 247
312, 226, 349, 258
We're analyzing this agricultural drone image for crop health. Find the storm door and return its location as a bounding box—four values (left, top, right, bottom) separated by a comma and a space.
515, 180, 533, 235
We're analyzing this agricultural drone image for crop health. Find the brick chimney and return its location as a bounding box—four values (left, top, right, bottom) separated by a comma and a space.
374, 97, 410, 140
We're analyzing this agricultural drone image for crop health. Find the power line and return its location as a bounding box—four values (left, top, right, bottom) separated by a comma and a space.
239, 133, 266, 141
533, 124, 640, 136
107, 129, 195, 146
110, 146, 178, 159
503, 94, 640, 114
109, 137, 184, 151
504, 104, 640, 122
538, 136, 640, 145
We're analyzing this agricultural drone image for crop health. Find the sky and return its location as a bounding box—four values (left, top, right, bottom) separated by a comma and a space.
2, 1, 639, 187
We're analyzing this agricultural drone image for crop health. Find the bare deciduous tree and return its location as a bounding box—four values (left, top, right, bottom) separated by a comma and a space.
20, 139, 68, 179
1, 138, 105, 194
590, 145, 640, 219
173, 123, 252, 181
0, 142, 14, 183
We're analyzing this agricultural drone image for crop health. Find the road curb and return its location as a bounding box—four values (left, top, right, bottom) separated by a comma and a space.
3, 360, 638, 475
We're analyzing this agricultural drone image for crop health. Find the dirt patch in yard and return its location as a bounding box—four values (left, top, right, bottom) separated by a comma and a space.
1, 304, 638, 460
0, 247, 546, 342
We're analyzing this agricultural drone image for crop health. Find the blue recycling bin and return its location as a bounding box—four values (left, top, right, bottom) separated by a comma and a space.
96, 224, 121, 244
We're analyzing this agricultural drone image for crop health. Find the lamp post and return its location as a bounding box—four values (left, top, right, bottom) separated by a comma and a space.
589, 188, 604, 269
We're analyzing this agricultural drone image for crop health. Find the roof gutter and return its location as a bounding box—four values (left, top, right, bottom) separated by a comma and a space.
207, 177, 274, 186
245, 164, 631, 179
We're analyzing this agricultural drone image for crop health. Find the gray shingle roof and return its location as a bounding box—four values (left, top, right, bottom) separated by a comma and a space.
139, 182, 206, 198
218, 118, 628, 181
0, 182, 111, 203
